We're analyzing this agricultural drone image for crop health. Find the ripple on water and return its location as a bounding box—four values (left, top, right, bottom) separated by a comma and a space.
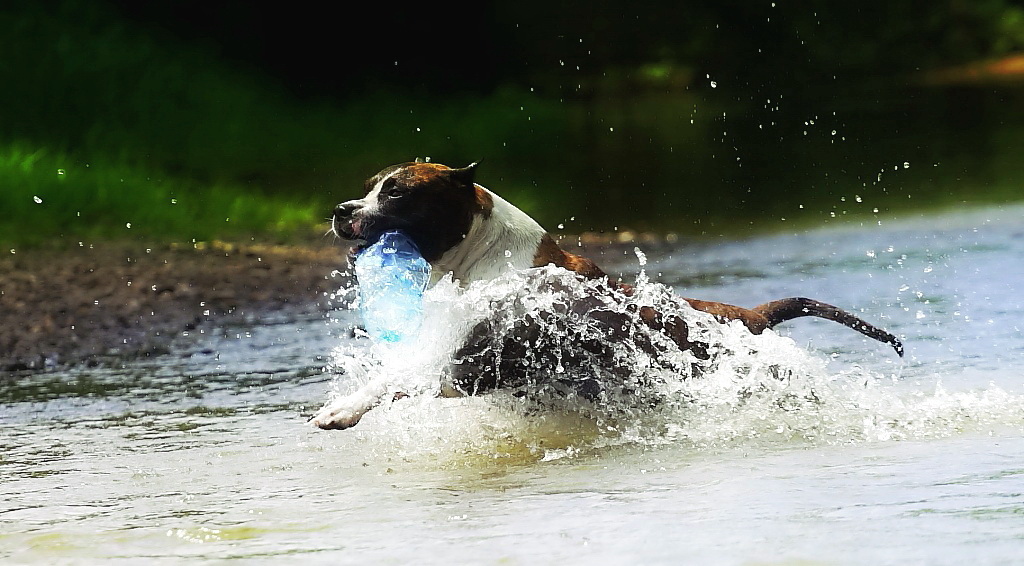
310, 267, 1024, 472
3, 205, 1024, 563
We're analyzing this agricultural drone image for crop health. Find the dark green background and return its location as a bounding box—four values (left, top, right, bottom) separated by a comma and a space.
4, 1, 1024, 244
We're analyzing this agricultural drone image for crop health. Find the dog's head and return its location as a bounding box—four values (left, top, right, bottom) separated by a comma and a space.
332, 161, 488, 262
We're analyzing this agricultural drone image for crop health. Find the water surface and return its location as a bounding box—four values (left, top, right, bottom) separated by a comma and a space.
2, 204, 1023, 564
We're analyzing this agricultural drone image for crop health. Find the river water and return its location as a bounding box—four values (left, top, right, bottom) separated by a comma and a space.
2, 203, 1023, 564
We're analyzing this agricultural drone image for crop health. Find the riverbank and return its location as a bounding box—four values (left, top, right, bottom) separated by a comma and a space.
6, 203, 1010, 374
0, 232, 687, 373
0, 239, 348, 372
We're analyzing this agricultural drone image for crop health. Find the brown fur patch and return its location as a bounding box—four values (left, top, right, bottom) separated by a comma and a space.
354, 162, 480, 263
681, 298, 770, 334
533, 234, 606, 279
617, 281, 769, 334
402, 162, 451, 184
474, 185, 493, 217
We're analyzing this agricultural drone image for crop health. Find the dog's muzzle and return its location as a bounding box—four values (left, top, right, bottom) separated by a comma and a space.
332, 202, 363, 240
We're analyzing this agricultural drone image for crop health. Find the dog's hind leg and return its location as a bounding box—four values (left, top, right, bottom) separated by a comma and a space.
682, 298, 771, 334
752, 297, 904, 357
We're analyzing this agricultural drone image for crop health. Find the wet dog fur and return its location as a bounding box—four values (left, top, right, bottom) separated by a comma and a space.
310, 161, 902, 429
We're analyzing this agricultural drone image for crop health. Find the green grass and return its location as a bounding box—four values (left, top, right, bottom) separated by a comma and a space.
0, 144, 321, 247
0, 2, 584, 245
3, 1, 1024, 248
0, 2, 332, 246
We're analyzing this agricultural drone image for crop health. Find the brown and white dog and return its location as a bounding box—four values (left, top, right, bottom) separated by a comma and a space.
310, 161, 903, 430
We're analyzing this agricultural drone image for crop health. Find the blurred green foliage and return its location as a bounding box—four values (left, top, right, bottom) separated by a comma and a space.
2, 1, 1024, 246
0, 144, 318, 245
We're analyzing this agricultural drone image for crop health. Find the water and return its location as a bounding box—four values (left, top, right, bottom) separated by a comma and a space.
3, 203, 1024, 564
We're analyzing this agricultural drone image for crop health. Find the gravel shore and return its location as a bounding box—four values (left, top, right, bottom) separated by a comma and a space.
0, 239, 349, 372
0, 231, 677, 373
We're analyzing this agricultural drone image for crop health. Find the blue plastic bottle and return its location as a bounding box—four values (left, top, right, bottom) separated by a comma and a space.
353, 231, 431, 343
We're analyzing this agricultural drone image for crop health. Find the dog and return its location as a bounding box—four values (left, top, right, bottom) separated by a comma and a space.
310, 160, 903, 430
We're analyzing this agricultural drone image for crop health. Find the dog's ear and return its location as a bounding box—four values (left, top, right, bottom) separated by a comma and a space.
449, 162, 479, 187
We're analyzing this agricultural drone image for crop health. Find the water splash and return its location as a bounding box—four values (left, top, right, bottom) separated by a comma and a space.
326, 265, 1024, 467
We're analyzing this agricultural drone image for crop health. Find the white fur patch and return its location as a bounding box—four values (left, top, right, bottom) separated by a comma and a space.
431, 185, 545, 284
350, 170, 394, 216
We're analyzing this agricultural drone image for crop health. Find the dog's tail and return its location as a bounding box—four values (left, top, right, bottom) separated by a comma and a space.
752, 297, 904, 357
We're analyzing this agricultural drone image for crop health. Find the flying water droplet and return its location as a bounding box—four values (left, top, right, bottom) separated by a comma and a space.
633, 247, 647, 267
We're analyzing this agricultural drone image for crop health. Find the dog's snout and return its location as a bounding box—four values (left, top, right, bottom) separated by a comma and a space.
333, 202, 360, 220
331, 200, 366, 240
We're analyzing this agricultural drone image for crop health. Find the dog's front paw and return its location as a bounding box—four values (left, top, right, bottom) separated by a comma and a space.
309, 402, 366, 430
309, 380, 392, 431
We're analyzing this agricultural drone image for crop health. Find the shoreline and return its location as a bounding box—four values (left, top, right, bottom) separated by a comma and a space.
0, 239, 349, 373
0, 230, 738, 374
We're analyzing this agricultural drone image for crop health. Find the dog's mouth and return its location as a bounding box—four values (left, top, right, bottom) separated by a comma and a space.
334, 216, 394, 260
331, 217, 365, 259
333, 216, 366, 241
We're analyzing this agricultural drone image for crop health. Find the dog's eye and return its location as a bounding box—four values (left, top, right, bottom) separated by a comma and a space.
385, 186, 408, 199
